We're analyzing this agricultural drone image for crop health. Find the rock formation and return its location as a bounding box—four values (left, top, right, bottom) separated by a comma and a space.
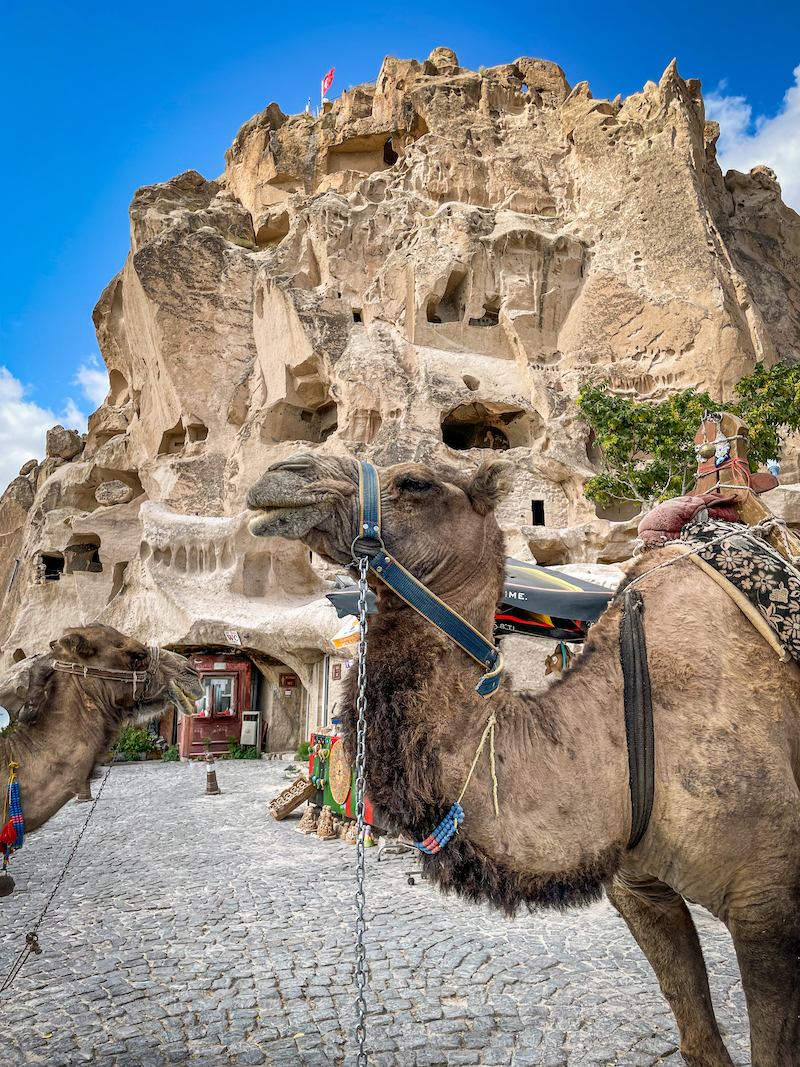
1, 47, 798, 741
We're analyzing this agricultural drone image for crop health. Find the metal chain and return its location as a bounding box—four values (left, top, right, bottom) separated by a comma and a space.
1, 763, 112, 993
354, 554, 370, 1066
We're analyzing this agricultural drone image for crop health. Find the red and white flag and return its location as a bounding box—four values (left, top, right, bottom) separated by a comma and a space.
321, 67, 335, 97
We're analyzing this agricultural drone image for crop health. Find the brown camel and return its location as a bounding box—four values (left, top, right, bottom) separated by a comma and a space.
0, 624, 203, 832
247, 453, 800, 1067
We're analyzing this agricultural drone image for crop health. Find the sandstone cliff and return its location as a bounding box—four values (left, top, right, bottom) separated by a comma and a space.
2, 47, 798, 735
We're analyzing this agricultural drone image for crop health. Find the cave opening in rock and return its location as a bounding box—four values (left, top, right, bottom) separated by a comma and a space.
352, 309, 363, 323
12, 649, 26, 663
427, 270, 468, 323
260, 401, 338, 445
186, 422, 208, 444
107, 369, 129, 406
65, 536, 103, 574
158, 420, 186, 455
383, 138, 398, 165
531, 500, 546, 526
469, 299, 500, 327
441, 402, 529, 451
41, 553, 65, 582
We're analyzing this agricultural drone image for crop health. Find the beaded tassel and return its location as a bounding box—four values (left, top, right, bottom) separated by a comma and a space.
1, 762, 23, 872
7, 779, 22, 851
412, 802, 464, 855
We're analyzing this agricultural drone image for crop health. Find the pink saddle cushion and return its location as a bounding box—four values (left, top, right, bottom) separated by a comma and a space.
638, 493, 740, 544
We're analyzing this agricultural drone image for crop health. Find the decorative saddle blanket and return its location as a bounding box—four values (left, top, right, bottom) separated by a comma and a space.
679, 517, 800, 665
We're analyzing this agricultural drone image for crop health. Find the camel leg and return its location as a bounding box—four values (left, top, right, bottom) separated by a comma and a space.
725, 893, 800, 1067
75, 777, 92, 803
606, 872, 734, 1067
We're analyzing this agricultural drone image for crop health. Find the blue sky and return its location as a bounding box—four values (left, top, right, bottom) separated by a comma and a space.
1, 1, 799, 490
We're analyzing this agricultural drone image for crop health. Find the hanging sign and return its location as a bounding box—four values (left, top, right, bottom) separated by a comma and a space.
332, 616, 360, 649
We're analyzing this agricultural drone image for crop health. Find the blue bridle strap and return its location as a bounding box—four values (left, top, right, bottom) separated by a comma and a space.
352, 460, 504, 698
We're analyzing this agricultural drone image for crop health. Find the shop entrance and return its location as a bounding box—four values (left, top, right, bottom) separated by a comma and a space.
176, 653, 257, 758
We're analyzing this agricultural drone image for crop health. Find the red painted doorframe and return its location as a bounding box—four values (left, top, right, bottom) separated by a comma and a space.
177, 654, 252, 759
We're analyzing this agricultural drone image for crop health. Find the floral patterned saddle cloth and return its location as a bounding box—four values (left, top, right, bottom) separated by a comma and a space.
680, 517, 800, 664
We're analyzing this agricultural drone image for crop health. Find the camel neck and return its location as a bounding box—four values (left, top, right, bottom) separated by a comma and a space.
350, 600, 630, 910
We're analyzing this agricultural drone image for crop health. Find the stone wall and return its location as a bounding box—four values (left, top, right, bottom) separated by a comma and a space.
2, 46, 798, 740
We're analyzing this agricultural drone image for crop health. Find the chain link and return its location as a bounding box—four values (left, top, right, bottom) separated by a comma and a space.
354, 554, 370, 1066
1, 763, 112, 993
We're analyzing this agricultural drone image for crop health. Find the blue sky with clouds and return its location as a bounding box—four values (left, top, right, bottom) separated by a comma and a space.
1, 0, 798, 491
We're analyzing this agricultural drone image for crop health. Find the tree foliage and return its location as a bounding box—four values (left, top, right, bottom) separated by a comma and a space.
577, 361, 800, 509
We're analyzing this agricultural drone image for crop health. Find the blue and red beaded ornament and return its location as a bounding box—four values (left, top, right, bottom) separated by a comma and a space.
412, 802, 464, 855
1, 761, 23, 876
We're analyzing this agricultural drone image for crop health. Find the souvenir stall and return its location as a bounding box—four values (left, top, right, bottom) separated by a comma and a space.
308, 734, 374, 824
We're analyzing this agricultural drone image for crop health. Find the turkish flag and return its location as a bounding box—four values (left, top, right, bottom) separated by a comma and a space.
321, 67, 335, 96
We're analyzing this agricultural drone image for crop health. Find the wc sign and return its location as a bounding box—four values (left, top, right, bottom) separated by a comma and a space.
224, 630, 242, 645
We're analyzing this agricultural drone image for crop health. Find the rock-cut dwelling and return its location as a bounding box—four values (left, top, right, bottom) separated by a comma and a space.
1, 46, 799, 750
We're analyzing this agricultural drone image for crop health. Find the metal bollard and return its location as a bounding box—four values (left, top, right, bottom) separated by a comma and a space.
205, 754, 221, 795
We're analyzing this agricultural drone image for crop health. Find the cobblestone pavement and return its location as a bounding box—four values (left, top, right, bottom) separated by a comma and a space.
0, 762, 749, 1067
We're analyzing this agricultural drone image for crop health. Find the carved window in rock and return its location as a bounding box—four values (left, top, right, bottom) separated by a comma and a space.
326, 132, 398, 177
441, 402, 530, 452
186, 423, 208, 444
64, 536, 103, 574
469, 299, 500, 328
107, 369, 130, 406
158, 419, 186, 455
531, 500, 546, 526
427, 270, 468, 323
40, 553, 65, 582
260, 401, 338, 445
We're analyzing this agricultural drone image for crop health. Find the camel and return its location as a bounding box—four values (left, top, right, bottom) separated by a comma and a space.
0, 624, 203, 833
247, 453, 800, 1067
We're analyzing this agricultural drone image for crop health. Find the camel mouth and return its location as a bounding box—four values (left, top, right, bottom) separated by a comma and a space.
169, 681, 203, 713
248, 500, 332, 540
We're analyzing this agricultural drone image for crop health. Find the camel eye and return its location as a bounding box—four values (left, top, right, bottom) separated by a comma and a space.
397, 477, 432, 495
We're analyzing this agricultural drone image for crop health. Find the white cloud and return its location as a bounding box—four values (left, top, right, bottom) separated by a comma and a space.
0, 367, 88, 496
75, 355, 110, 408
706, 64, 800, 212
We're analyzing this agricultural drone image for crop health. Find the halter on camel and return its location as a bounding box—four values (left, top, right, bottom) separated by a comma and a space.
351, 461, 504, 697
52, 644, 162, 709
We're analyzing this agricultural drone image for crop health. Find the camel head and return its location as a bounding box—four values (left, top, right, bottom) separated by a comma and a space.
46, 624, 204, 725
246, 453, 514, 614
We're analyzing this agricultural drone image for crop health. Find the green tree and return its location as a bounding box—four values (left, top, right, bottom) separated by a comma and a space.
577, 361, 800, 510
733, 360, 800, 465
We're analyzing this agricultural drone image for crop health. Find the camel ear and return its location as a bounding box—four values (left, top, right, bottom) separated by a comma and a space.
53, 632, 97, 661
467, 460, 515, 515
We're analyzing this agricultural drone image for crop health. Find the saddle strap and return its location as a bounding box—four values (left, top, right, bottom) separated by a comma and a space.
619, 589, 654, 849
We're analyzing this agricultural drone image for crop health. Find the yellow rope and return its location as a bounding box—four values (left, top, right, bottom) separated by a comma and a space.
456, 713, 500, 817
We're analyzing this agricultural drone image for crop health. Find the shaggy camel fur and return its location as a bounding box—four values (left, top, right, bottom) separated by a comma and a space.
247, 454, 800, 1067
0, 625, 203, 832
